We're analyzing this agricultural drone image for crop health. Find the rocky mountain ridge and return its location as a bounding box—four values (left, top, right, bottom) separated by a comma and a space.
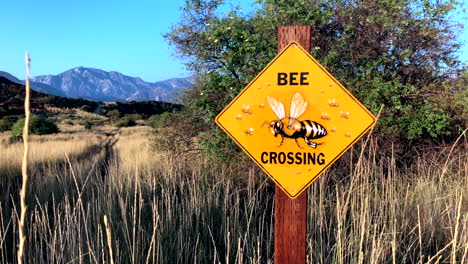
0, 68, 193, 103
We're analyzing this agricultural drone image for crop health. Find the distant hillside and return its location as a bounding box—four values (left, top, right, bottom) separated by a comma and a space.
0, 71, 23, 84
0, 76, 98, 116
0, 71, 67, 97
30, 67, 194, 102
0, 77, 183, 119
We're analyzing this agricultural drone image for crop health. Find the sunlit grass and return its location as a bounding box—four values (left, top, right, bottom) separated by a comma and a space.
46, 106, 108, 121
0, 125, 466, 263
0, 124, 112, 178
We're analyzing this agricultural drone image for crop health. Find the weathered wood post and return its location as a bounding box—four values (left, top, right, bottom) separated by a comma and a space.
274, 25, 311, 264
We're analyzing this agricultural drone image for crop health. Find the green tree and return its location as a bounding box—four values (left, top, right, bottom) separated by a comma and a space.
0, 115, 19, 132
439, 68, 468, 132
114, 116, 136, 128
147, 112, 174, 128
166, 0, 465, 156
10, 115, 59, 141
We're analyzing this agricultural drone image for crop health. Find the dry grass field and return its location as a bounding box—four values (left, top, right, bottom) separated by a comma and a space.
0, 123, 466, 263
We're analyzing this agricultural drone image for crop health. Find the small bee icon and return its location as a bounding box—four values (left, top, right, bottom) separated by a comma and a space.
244, 128, 254, 135
265, 92, 327, 149
341, 111, 350, 119
328, 99, 339, 107
321, 112, 331, 120
242, 104, 252, 114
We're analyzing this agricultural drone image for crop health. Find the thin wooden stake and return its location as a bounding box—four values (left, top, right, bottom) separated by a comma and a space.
274, 25, 311, 264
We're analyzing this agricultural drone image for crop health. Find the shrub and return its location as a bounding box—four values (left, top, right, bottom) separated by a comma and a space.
128, 113, 145, 121
0, 115, 20, 132
10, 115, 59, 141
0, 106, 6, 117
147, 112, 174, 128
149, 110, 209, 155
81, 104, 94, 113
114, 116, 136, 128
107, 109, 122, 120
84, 120, 92, 130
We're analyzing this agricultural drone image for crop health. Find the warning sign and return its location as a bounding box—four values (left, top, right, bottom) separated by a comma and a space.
215, 41, 376, 198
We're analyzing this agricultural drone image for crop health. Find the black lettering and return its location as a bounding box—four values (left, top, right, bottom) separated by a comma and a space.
290, 72, 298, 85
261, 152, 325, 165
287, 152, 294, 164
307, 153, 316, 165
270, 152, 277, 164
300, 72, 309, 85
317, 153, 325, 165
278, 73, 287, 85
278, 152, 286, 164
295, 152, 303, 164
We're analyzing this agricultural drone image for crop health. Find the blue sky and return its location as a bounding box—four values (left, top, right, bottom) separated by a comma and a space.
0, 0, 259, 82
0, 0, 466, 82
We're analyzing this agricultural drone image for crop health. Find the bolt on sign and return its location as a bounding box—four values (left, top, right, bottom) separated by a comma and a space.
215, 41, 376, 198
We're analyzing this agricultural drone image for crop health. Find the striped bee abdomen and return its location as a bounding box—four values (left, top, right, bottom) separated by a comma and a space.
302, 120, 327, 139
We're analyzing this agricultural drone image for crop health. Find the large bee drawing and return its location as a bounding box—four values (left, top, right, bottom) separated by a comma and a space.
265, 92, 327, 149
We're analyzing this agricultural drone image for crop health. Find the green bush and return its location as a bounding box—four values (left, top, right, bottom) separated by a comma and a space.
127, 113, 145, 121
0, 106, 6, 117
83, 120, 93, 130
107, 109, 122, 120
150, 113, 203, 153
114, 116, 136, 128
147, 112, 174, 128
0, 115, 20, 132
10, 115, 59, 141
80, 105, 94, 113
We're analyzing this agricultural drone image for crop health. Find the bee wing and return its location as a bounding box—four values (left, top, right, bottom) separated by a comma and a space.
288, 92, 308, 126
266, 96, 286, 119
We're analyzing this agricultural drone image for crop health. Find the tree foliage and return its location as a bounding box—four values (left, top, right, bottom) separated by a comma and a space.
147, 112, 174, 129
165, 0, 465, 156
0, 115, 19, 132
114, 116, 137, 128
83, 119, 93, 130
10, 115, 59, 141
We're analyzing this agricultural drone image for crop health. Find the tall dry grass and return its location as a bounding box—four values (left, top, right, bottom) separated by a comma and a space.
0, 131, 105, 179
17, 52, 31, 264
45, 106, 108, 121
0, 126, 466, 263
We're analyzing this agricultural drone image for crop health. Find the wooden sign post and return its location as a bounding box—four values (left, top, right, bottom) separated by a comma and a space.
274, 25, 310, 264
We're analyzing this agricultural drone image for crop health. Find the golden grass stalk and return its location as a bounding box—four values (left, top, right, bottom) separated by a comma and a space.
144, 210, 159, 264
104, 215, 115, 264
452, 193, 463, 264
17, 52, 31, 264
440, 128, 467, 183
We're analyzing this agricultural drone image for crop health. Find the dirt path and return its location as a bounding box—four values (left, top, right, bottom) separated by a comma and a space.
99, 129, 120, 180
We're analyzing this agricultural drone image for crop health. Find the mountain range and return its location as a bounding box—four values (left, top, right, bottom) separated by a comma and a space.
0, 67, 194, 103
0, 76, 99, 116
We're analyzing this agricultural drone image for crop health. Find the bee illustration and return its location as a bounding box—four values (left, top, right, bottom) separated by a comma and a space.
265, 92, 327, 149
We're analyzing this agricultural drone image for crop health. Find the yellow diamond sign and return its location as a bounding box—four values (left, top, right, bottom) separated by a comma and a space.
215, 41, 376, 198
